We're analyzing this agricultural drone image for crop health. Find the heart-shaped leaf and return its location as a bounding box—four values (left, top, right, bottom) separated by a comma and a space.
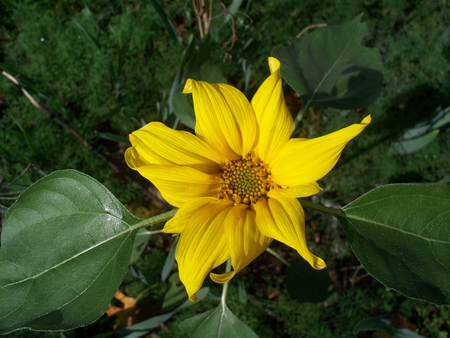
337, 183, 450, 305
179, 303, 259, 338
272, 13, 383, 110
0, 170, 144, 334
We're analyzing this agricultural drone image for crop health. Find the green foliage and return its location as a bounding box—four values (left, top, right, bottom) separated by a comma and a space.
273, 13, 383, 110
179, 303, 259, 338
338, 183, 450, 305
0, 1, 182, 204
0, 170, 144, 334
390, 105, 450, 155
1, 0, 450, 337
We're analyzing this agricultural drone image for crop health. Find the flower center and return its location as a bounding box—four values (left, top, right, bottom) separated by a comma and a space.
218, 153, 272, 205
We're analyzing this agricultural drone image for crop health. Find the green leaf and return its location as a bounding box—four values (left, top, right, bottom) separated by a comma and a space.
353, 317, 425, 337
390, 105, 450, 155
390, 129, 439, 155
162, 272, 187, 313
171, 36, 226, 128
97, 131, 131, 146
286, 257, 334, 303
179, 303, 259, 338
129, 229, 153, 264
337, 183, 450, 305
71, 18, 102, 50
161, 236, 177, 282
112, 287, 209, 338
147, 0, 182, 45
172, 83, 196, 129
223, 0, 244, 24
12, 118, 38, 156
272, 13, 383, 109
0, 170, 144, 334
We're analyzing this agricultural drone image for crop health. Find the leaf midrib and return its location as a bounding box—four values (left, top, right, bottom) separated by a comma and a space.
345, 214, 450, 244
307, 24, 358, 106
0, 215, 142, 290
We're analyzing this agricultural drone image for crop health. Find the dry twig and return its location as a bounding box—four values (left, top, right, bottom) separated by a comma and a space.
1, 71, 119, 173
296, 23, 327, 38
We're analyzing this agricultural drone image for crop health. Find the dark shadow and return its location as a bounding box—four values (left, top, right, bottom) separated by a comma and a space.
309, 66, 384, 109
341, 82, 450, 175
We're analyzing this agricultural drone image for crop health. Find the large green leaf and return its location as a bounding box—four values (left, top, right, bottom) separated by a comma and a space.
286, 257, 334, 303
337, 183, 450, 305
0, 170, 144, 334
178, 303, 259, 338
272, 13, 383, 109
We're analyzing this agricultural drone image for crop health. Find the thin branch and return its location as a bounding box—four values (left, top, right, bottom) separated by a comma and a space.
296, 23, 327, 38
265, 247, 290, 266
1, 71, 119, 173
192, 0, 204, 38
2, 162, 31, 189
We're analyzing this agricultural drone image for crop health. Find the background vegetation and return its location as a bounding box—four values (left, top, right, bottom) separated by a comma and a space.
1, 0, 449, 337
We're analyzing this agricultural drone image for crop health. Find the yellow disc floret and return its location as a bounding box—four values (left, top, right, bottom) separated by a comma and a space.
218, 153, 272, 205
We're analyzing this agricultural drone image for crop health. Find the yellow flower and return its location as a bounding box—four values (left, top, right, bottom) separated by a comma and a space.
125, 57, 371, 301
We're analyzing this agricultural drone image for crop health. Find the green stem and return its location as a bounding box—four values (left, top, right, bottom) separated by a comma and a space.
292, 100, 310, 133
136, 208, 178, 229
299, 198, 345, 217
266, 247, 290, 266
221, 259, 232, 306
136, 229, 162, 236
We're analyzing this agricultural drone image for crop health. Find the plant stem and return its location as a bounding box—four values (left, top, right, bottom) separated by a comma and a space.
266, 247, 290, 266
299, 198, 345, 217
292, 106, 306, 133
137, 208, 178, 229
221, 259, 232, 306
136, 229, 163, 236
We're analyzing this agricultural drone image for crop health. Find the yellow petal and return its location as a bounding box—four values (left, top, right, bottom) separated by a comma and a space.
268, 182, 321, 199
271, 115, 371, 186
183, 79, 258, 158
163, 197, 216, 233
135, 165, 221, 207
251, 57, 293, 163
210, 205, 272, 283
254, 194, 326, 270
175, 200, 233, 301
125, 122, 223, 174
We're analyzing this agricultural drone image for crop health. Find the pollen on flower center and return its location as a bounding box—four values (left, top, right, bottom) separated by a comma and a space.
218, 153, 272, 205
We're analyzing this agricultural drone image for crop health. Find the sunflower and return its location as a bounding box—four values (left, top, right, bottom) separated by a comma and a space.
125, 57, 371, 301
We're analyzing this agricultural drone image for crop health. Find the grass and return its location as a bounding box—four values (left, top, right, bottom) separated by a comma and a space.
1, 0, 450, 337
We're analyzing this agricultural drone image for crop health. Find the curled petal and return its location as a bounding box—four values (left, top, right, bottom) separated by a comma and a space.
210, 205, 272, 283
254, 194, 326, 270
175, 200, 233, 301
125, 122, 223, 174
252, 57, 293, 163
135, 165, 221, 207
183, 79, 258, 158
271, 115, 371, 186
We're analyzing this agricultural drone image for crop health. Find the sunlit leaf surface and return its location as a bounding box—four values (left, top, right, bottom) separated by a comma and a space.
179, 303, 259, 338
273, 13, 383, 109
0, 170, 143, 334
338, 183, 450, 305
